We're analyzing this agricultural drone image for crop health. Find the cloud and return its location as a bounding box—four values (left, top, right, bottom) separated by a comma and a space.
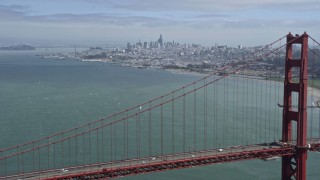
0, 0, 319, 46
0, 4, 186, 28
0, 1, 319, 28
111, 0, 320, 12
0, 5, 29, 20
0, 4, 29, 12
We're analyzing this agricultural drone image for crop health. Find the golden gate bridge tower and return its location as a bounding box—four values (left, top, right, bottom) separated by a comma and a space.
282, 32, 308, 180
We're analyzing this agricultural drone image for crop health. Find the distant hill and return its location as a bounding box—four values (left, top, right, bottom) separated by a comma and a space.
0, 44, 35, 50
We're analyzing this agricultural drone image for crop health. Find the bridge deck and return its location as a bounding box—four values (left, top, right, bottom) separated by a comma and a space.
2, 139, 319, 180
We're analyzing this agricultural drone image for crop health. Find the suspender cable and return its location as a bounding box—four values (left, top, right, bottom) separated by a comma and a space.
242, 77, 245, 145
89, 124, 92, 164
75, 128, 78, 166
204, 79, 208, 150
193, 83, 196, 151
246, 75, 249, 145
114, 117, 117, 160
110, 124, 112, 164
136, 111, 139, 158
32, 142, 35, 173
68, 138, 70, 170
250, 75, 254, 144
83, 131, 85, 167
223, 77, 226, 147
139, 107, 141, 158
96, 129, 99, 163
148, 101, 152, 157
183, 88, 186, 154
53, 143, 55, 169
214, 79, 218, 148
260, 74, 263, 143
101, 120, 104, 163
172, 92, 175, 154
126, 111, 129, 159
61, 133, 64, 168
226, 75, 229, 146
123, 115, 126, 161
236, 76, 239, 146
310, 42, 315, 138
267, 68, 270, 142
161, 96, 163, 156
232, 76, 236, 146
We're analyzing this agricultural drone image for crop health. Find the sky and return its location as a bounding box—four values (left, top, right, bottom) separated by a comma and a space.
0, 0, 319, 47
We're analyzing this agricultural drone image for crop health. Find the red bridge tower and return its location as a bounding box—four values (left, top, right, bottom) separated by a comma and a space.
282, 32, 308, 180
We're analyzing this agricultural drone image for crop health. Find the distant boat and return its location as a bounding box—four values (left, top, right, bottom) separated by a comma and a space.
263, 156, 280, 161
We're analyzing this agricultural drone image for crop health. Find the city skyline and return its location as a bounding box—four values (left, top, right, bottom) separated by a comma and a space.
0, 0, 319, 46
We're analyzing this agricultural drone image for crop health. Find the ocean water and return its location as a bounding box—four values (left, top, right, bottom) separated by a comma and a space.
0, 49, 319, 179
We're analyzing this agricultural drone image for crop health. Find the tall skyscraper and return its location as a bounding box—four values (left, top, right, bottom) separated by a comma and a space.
143, 42, 148, 49
158, 34, 163, 47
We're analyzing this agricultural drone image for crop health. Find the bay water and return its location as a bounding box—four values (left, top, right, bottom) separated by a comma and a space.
0, 49, 319, 179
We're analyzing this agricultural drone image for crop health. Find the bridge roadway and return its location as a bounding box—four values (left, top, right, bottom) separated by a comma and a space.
2, 139, 320, 180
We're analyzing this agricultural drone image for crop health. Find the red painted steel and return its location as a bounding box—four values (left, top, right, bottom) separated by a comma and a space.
44, 147, 295, 180
281, 32, 309, 180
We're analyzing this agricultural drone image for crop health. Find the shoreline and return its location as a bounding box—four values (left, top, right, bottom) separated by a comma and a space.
152, 66, 320, 107
46, 57, 320, 106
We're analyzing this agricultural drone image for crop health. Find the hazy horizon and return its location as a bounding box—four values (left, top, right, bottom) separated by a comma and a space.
0, 0, 319, 47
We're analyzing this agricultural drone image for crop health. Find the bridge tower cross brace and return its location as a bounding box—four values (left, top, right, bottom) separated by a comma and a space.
282, 32, 308, 180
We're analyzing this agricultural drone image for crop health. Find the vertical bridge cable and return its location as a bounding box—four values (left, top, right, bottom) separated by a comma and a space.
53, 143, 55, 169
242, 76, 245, 145
310, 41, 315, 139
236, 75, 239, 146
137, 107, 141, 159
123, 115, 125, 162
148, 101, 152, 158
250, 70, 254, 145
232, 75, 236, 146
204, 79, 208, 150
308, 36, 320, 138
193, 83, 197, 152
89, 124, 91, 164
75, 128, 78, 166
267, 65, 271, 142
82, 131, 85, 168
32, 142, 35, 174
96, 128, 99, 164
223, 76, 226, 147
172, 92, 175, 154
110, 124, 112, 166
255, 70, 259, 144
136, 112, 138, 158
161, 96, 163, 156
183, 87, 186, 155
126, 111, 129, 160
214, 78, 218, 148
101, 120, 104, 163
61, 133, 64, 169
246, 72, 249, 145
226, 74, 229, 147
114, 116, 117, 161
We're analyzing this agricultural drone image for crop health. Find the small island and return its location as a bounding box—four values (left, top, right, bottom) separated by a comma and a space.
0, 44, 36, 50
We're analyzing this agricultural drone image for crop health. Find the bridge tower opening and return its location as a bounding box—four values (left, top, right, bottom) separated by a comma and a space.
282, 32, 308, 180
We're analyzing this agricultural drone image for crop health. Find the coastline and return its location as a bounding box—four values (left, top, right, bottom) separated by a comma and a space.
165, 67, 320, 107
46, 57, 320, 106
